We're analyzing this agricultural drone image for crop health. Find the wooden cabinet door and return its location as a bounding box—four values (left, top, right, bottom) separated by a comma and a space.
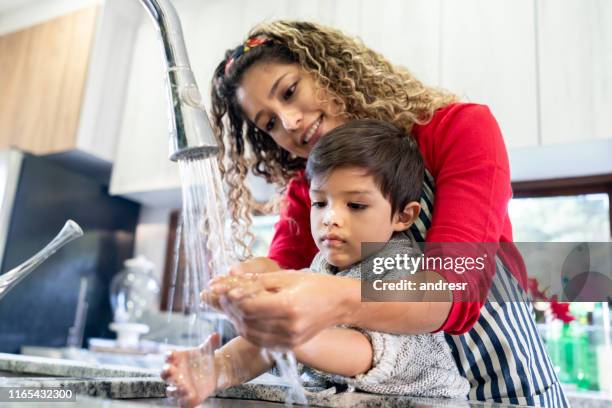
537, 0, 612, 145
0, 7, 98, 155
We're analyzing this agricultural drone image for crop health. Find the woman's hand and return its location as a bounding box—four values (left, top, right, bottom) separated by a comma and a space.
202, 257, 281, 312
204, 271, 356, 349
228, 256, 281, 275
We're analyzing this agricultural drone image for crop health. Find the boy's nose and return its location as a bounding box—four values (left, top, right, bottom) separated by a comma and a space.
322, 208, 343, 227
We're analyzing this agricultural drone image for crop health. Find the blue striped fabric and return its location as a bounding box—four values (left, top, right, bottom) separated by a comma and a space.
409, 170, 569, 406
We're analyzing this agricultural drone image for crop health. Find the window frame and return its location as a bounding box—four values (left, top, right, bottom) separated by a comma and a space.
511, 174, 612, 238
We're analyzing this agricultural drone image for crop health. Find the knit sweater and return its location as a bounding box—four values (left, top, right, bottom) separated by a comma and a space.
302, 231, 470, 398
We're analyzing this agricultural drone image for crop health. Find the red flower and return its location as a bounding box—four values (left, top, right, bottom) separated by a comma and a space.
549, 296, 575, 323
527, 278, 575, 323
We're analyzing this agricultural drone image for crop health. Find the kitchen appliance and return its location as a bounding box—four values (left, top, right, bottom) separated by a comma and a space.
0, 149, 140, 353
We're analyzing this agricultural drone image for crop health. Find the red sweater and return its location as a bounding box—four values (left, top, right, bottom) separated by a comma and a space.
268, 103, 526, 335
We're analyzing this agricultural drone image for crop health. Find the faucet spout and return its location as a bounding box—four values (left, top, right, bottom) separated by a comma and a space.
0, 220, 84, 301
138, 0, 218, 161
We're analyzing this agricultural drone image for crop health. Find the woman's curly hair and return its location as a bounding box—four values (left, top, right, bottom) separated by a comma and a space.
211, 20, 457, 257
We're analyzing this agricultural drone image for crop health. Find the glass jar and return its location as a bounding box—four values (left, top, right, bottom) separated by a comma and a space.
109, 256, 160, 323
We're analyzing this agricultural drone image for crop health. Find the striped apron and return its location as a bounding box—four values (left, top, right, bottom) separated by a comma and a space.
409, 170, 569, 407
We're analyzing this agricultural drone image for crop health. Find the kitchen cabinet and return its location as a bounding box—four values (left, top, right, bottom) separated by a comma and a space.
0, 7, 98, 155
359, 0, 440, 87
439, 0, 539, 149
0, 0, 141, 163
75, 0, 142, 162
109, 0, 209, 206
537, 0, 612, 145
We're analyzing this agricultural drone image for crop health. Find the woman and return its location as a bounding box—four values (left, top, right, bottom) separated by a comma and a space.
205, 21, 567, 406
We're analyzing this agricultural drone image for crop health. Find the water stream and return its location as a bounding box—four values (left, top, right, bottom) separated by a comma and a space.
172, 157, 306, 404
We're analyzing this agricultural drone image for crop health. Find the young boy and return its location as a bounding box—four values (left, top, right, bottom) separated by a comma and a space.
162, 119, 469, 407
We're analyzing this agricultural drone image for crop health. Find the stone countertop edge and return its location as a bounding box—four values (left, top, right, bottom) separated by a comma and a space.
217, 383, 511, 408
0, 376, 167, 399
0, 352, 158, 378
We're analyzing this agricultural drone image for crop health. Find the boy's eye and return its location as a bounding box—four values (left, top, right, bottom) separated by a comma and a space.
265, 117, 276, 132
311, 201, 326, 208
348, 203, 367, 210
283, 83, 297, 101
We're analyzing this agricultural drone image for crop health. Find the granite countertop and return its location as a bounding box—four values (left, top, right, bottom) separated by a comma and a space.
1, 352, 610, 407
0, 394, 279, 408
0, 352, 159, 378
0, 393, 502, 408
0, 352, 164, 401
0, 353, 491, 407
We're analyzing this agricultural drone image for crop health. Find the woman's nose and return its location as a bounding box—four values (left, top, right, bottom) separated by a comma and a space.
279, 109, 302, 131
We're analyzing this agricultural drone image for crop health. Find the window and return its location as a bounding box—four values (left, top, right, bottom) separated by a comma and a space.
509, 193, 610, 242
511, 175, 612, 242
251, 215, 279, 257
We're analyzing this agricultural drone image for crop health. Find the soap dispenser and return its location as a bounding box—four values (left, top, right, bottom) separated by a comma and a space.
109, 255, 160, 349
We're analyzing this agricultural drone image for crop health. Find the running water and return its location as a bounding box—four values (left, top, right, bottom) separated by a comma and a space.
173, 157, 306, 404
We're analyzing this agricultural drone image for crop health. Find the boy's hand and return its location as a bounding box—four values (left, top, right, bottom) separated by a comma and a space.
161, 333, 222, 408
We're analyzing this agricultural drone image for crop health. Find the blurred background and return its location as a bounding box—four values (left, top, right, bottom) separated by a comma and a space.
0, 0, 610, 399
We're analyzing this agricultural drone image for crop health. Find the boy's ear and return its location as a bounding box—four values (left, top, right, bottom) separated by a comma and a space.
392, 201, 421, 232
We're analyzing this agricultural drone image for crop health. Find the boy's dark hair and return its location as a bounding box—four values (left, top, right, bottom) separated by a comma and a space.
305, 119, 424, 216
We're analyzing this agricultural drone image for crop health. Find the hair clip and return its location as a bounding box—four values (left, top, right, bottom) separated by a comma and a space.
224, 36, 271, 75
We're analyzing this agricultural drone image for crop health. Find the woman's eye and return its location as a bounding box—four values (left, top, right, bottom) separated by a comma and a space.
283, 83, 296, 101
311, 201, 326, 208
265, 117, 276, 132
348, 203, 367, 210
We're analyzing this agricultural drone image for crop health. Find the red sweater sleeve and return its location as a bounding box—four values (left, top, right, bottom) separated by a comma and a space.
413, 103, 513, 335
267, 171, 318, 269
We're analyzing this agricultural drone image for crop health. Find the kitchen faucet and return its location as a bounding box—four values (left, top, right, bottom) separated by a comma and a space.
138, 0, 219, 161
0, 220, 83, 301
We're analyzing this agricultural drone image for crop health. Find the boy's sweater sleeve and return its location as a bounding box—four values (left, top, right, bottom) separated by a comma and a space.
302, 329, 468, 398
303, 243, 469, 399
347, 330, 469, 398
